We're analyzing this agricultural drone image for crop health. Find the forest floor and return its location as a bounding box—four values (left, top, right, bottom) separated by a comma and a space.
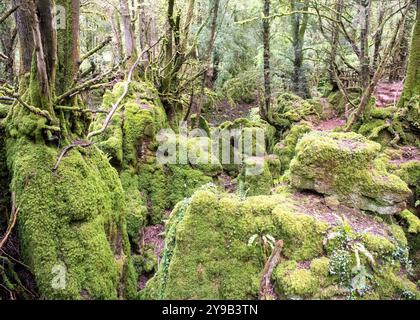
204, 100, 255, 125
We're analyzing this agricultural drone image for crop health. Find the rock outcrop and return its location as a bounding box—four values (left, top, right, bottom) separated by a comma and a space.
289, 132, 412, 215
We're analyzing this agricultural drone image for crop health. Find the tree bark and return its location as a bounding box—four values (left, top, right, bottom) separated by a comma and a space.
56, 0, 80, 97
359, 0, 372, 88
119, 0, 136, 62
399, 0, 420, 106
262, 0, 271, 119
203, 0, 220, 88
13, 0, 35, 75
290, 0, 311, 99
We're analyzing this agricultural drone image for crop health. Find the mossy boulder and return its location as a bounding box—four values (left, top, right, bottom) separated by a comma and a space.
91, 80, 167, 170
6, 138, 137, 299
273, 123, 312, 174
328, 89, 361, 116
393, 160, 420, 206
273, 261, 320, 298
216, 118, 276, 175
399, 210, 420, 234
237, 156, 274, 196
289, 131, 412, 215
143, 188, 418, 300
268, 93, 323, 129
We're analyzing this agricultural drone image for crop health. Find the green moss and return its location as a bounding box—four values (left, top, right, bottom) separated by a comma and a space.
361, 234, 396, 257
6, 138, 136, 299
268, 93, 322, 129
272, 206, 328, 261
373, 266, 419, 300
289, 131, 411, 215
143, 187, 419, 299
400, 210, 420, 234
238, 157, 273, 196
120, 170, 147, 243
369, 107, 396, 120
389, 224, 408, 246
0, 124, 10, 227
394, 160, 420, 202
144, 191, 294, 299
187, 137, 223, 177
328, 89, 361, 116
190, 114, 211, 137
91, 80, 167, 170
273, 123, 312, 174
273, 261, 319, 298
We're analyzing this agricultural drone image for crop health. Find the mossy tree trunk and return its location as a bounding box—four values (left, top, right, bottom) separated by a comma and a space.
5, 0, 136, 299
399, 0, 420, 107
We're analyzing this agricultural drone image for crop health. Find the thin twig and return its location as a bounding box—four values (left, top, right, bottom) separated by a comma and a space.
53, 141, 94, 173
87, 38, 162, 140
0, 208, 19, 251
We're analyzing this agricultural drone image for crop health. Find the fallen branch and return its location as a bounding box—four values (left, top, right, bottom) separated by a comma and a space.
53, 140, 94, 172
259, 240, 284, 300
80, 36, 112, 63
55, 106, 108, 114
55, 67, 120, 104
0, 52, 8, 60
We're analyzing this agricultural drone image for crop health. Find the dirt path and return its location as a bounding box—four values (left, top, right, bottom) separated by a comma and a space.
374, 81, 403, 108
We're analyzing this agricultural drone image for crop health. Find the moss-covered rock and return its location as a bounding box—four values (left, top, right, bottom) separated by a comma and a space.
328, 88, 365, 117
91, 80, 167, 170
393, 160, 420, 205
6, 138, 137, 299
273, 261, 320, 298
273, 123, 312, 174
217, 118, 275, 171
143, 188, 418, 300
399, 210, 420, 234
289, 131, 412, 215
237, 156, 274, 196
268, 93, 322, 130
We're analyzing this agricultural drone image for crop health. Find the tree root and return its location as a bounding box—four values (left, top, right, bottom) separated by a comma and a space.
259, 240, 284, 300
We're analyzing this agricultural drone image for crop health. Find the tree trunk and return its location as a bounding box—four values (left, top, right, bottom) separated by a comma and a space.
5, 0, 136, 300
373, 6, 385, 71
13, 0, 35, 76
399, 0, 420, 107
329, 0, 344, 91
56, 0, 80, 97
0, 2, 17, 83
359, 0, 372, 88
119, 0, 136, 62
203, 0, 220, 88
291, 0, 311, 99
110, 8, 124, 65
262, 0, 271, 119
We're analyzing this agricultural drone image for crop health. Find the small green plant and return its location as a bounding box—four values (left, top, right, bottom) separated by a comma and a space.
325, 214, 375, 297
248, 233, 276, 265
237, 180, 250, 200
390, 245, 413, 274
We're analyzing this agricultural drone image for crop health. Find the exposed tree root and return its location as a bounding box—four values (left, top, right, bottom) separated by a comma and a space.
259, 240, 284, 300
